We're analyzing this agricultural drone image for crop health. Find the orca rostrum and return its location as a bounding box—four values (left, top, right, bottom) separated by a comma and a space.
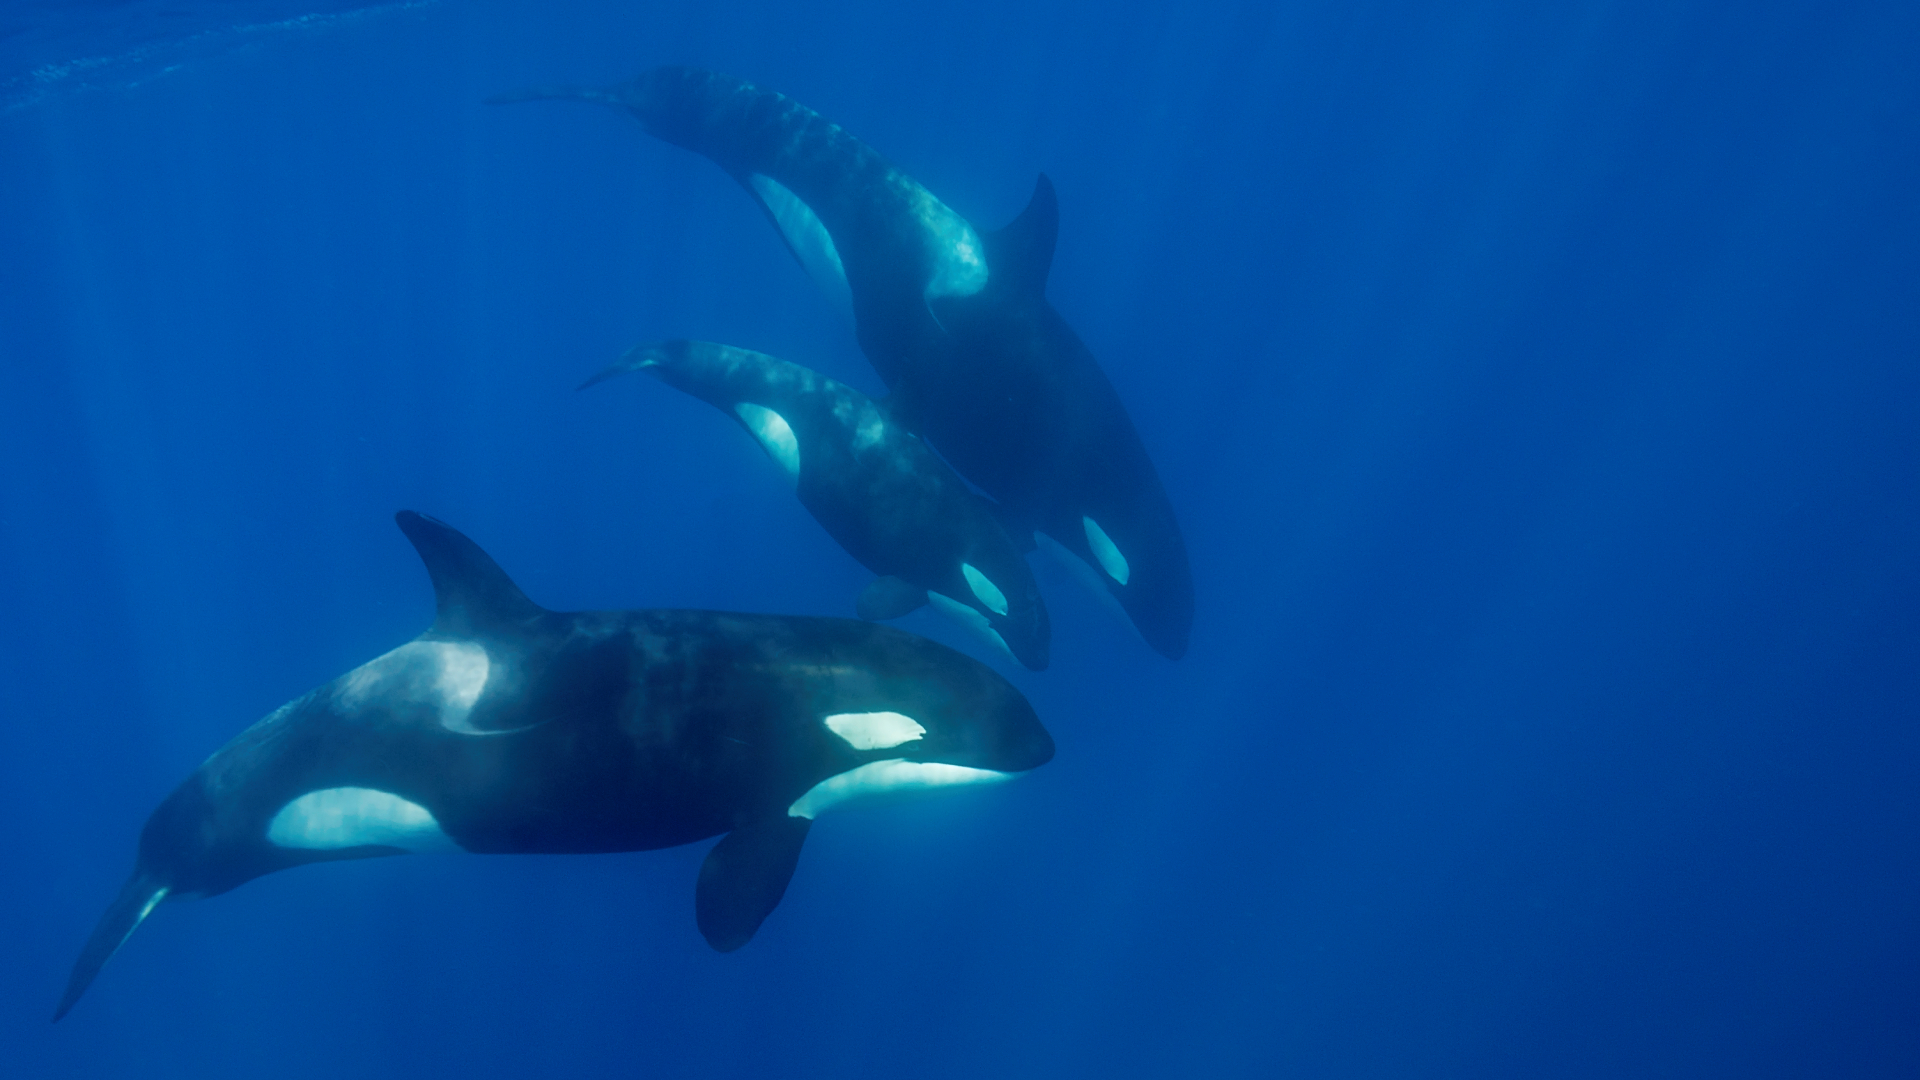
584, 338, 1050, 670
495, 67, 1195, 659
54, 511, 1052, 1021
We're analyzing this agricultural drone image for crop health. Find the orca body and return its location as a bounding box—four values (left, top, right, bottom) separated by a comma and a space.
497, 67, 1194, 659
55, 512, 1051, 1020
584, 339, 1050, 670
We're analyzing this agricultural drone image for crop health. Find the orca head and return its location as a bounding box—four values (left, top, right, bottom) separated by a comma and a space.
924, 553, 1051, 672
788, 629, 1052, 820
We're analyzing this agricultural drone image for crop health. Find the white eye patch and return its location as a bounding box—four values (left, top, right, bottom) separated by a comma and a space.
1082, 516, 1130, 586
823, 711, 926, 750
961, 562, 1008, 615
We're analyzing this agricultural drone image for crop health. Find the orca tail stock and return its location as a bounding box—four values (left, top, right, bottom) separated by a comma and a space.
484, 84, 625, 108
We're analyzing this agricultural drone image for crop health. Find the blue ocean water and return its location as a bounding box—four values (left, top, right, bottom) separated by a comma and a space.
2, 0, 1916, 1075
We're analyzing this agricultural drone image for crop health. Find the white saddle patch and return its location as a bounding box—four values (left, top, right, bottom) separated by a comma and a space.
267, 787, 461, 852
336, 640, 492, 734
1082, 516, 1131, 586
750, 174, 854, 323
902, 181, 988, 300
927, 590, 1015, 662
823, 710, 926, 750
788, 759, 1013, 820
735, 402, 801, 482
961, 562, 1009, 615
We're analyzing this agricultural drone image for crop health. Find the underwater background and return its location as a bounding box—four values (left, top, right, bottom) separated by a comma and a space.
2, 1, 1917, 1076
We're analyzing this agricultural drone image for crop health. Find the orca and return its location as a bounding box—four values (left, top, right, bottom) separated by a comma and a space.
583, 339, 1050, 670
54, 511, 1052, 1021
494, 67, 1195, 659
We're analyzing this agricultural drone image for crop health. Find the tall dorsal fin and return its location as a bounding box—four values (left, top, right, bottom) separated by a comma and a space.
394, 511, 544, 635
984, 173, 1058, 298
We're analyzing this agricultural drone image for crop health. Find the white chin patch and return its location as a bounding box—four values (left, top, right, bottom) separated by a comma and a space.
336, 640, 493, 734
961, 562, 1009, 615
788, 759, 1013, 819
926, 590, 1015, 662
267, 787, 461, 852
735, 402, 801, 482
1082, 516, 1131, 586
823, 710, 926, 750
749, 174, 854, 323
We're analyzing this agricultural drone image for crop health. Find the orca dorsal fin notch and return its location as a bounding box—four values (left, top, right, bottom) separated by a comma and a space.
394, 511, 544, 635
984, 173, 1058, 299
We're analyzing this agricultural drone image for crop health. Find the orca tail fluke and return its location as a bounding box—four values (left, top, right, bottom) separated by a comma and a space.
54, 873, 168, 1022
577, 343, 668, 391
485, 84, 626, 108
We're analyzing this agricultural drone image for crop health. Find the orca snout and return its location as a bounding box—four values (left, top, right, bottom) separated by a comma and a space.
976, 682, 1055, 775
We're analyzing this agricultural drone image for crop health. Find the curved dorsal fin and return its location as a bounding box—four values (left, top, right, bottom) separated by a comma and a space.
394, 511, 544, 635
984, 173, 1058, 298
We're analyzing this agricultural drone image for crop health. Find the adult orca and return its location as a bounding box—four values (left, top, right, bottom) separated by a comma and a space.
494, 67, 1195, 659
54, 511, 1051, 1021
584, 339, 1050, 670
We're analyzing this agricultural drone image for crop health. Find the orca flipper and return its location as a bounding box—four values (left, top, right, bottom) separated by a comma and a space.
857, 576, 929, 621
394, 512, 544, 637
696, 816, 812, 952
54, 873, 167, 1022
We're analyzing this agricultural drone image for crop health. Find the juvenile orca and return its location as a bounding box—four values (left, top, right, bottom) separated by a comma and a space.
54, 511, 1051, 1021
583, 339, 1050, 670
494, 67, 1195, 659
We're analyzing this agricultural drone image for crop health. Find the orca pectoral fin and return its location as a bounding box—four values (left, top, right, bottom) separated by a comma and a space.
857, 576, 929, 621
695, 816, 812, 952
55, 873, 168, 1022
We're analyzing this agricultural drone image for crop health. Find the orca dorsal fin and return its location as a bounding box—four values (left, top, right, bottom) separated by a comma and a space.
394, 511, 544, 635
984, 173, 1058, 298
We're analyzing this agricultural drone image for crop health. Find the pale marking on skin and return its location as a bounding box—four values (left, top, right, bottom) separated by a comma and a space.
1035, 532, 1144, 642
736, 402, 801, 482
750, 173, 854, 323
336, 640, 495, 734
900, 178, 988, 300
961, 562, 1009, 615
787, 759, 1013, 819
823, 711, 926, 751
267, 788, 461, 852
927, 590, 1016, 662
1082, 516, 1131, 586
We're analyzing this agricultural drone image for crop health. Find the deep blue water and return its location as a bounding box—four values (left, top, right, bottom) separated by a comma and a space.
3, 1, 1917, 1076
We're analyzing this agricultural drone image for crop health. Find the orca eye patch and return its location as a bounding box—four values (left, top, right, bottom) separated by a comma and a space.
823, 711, 926, 750
961, 562, 1008, 615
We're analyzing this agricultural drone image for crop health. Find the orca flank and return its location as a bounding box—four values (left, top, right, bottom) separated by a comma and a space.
497, 67, 1194, 658
55, 512, 1051, 1020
